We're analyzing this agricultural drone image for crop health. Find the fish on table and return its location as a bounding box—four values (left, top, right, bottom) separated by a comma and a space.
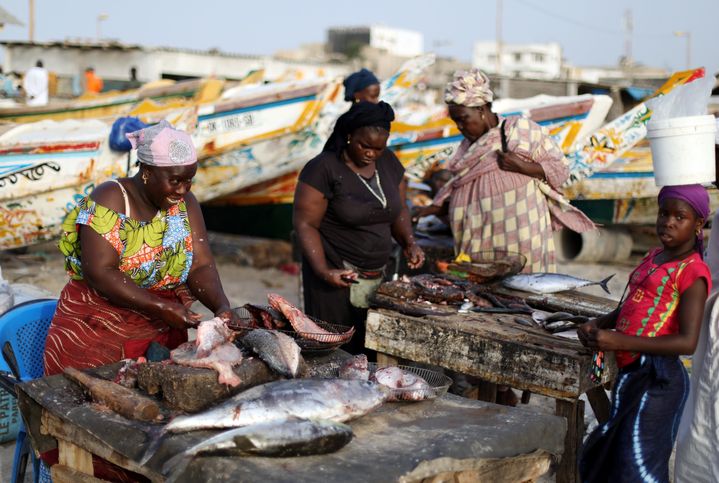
163, 418, 353, 481
141, 378, 386, 465
502, 273, 615, 295
241, 329, 304, 378
165, 378, 386, 433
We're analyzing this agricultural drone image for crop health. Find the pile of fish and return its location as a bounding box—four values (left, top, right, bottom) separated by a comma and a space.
143, 378, 388, 470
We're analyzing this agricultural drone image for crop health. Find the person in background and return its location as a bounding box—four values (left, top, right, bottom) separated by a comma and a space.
294, 101, 424, 357
343, 68, 380, 104
84, 66, 104, 94
23, 60, 48, 106
578, 184, 710, 483
674, 145, 719, 483
127, 66, 142, 89
414, 68, 594, 272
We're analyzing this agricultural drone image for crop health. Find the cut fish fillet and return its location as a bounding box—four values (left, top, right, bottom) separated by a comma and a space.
267, 293, 353, 343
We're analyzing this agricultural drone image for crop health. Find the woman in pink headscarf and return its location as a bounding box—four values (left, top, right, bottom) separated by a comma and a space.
416, 68, 594, 272
44, 121, 236, 376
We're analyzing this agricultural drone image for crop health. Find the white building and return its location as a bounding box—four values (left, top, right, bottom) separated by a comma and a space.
328, 26, 424, 58
473, 41, 562, 79
1, 40, 349, 92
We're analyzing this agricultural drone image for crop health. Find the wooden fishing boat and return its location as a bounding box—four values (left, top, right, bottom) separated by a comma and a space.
0, 55, 436, 250
0, 79, 221, 123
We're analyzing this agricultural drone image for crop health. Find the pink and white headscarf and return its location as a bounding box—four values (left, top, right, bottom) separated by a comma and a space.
444, 68, 494, 107
125, 120, 196, 167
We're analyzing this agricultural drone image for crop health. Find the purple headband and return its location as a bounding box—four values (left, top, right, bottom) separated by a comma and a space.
125, 120, 196, 167
658, 184, 710, 257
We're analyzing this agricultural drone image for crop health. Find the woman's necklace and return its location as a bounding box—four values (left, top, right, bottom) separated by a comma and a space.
356, 169, 387, 209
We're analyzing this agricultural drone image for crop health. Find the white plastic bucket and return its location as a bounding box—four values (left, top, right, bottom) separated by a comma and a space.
647, 114, 717, 186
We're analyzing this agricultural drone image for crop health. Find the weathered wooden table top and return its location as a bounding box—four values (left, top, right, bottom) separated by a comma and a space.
365, 288, 618, 400
18, 364, 567, 483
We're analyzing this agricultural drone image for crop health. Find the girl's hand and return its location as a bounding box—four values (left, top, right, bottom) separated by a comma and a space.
581, 325, 622, 351
321, 269, 357, 288
404, 243, 425, 269
577, 320, 598, 347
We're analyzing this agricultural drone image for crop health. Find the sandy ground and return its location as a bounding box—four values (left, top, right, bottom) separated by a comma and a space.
0, 238, 638, 482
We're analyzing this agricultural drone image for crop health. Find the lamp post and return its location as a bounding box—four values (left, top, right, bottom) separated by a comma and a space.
96, 13, 109, 41
673, 31, 692, 69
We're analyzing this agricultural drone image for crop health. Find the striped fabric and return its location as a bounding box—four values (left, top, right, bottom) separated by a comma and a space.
43, 279, 191, 376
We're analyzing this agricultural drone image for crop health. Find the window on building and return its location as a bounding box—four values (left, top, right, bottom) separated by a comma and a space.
513, 52, 522, 62
533, 53, 545, 63
487, 54, 496, 62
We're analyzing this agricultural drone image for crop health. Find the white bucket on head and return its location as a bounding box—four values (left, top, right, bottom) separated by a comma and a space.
647, 114, 717, 186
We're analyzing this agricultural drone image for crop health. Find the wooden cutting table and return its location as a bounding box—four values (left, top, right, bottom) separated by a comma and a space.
17, 361, 568, 482
365, 288, 618, 483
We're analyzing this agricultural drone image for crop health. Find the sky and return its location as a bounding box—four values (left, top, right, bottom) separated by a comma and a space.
0, 0, 717, 72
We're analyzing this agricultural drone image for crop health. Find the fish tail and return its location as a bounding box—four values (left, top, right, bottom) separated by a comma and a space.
139, 425, 168, 467
162, 452, 192, 481
598, 274, 615, 294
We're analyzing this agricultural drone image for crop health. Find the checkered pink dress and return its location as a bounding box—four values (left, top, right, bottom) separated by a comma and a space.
433, 117, 593, 273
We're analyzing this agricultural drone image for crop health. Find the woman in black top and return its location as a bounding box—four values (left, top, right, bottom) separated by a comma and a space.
294, 101, 425, 355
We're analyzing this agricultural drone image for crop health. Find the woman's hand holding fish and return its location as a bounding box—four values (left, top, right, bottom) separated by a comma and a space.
404, 242, 425, 269
323, 269, 357, 288
577, 320, 598, 347
214, 307, 241, 326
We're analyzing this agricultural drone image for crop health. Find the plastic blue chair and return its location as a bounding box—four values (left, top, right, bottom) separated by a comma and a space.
0, 299, 57, 483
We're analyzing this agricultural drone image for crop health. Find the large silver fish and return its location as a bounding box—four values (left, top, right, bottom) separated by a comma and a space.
163, 418, 353, 479
242, 329, 304, 378
502, 273, 615, 295
165, 378, 387, 433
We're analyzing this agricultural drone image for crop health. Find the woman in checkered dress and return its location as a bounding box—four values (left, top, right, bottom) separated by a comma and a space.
417, 69, 595, 272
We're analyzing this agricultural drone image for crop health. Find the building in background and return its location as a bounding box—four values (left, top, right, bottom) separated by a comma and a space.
327, 26, 423, 59
1, 40, 349, 96
473, 41, 563, 80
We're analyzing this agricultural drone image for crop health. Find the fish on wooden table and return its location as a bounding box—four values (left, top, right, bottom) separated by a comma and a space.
141, 378, 385, 465
502, 273, 615, 295
241, 329, 304, 378
166, 378, 386, 433
163, 418, 353, 480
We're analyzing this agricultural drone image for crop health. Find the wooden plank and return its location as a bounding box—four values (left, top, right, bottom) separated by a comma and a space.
58, 439, 93, 475
366, 309, 591, 399
585, 386, 611, 424
402, 449, 553, 483
51, 464, 107, 483
376, 352, 400, 367
555, 399, 585, 483
41, 411, 163, 483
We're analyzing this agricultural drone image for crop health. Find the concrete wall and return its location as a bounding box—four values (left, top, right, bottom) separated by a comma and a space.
370, 26, 424, 58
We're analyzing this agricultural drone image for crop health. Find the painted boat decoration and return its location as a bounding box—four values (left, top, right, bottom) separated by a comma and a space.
0, 55, 436, 250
